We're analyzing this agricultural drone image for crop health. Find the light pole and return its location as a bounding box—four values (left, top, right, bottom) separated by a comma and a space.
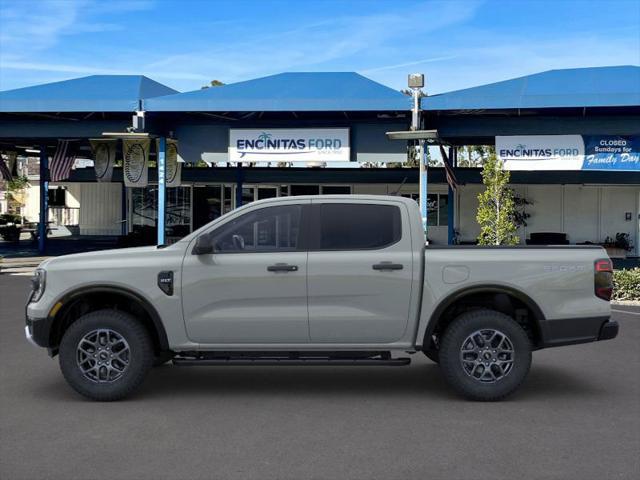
408, 73, 427, 236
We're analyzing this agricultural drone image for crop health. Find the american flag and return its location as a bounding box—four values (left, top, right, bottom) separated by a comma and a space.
0, 156, 12, 181
50, 140, 77, 182
439, 145, 458, 190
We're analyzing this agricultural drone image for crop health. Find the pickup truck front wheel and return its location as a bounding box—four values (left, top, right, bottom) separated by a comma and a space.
439, 309, 532, 401
58, 309, 154, 401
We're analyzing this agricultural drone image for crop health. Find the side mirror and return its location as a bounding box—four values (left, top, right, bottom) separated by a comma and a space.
192, 234, 213, 255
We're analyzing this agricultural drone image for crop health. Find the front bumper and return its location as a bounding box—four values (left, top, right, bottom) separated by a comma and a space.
540, 316, 619, 348
24, 325, 39, 347
25, 316, 53, 348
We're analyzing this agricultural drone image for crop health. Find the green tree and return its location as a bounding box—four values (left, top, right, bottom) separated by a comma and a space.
385, 143, 437, 169
5, 175, 29, 214
457, 145, 495, 167
476, 153, 519, 245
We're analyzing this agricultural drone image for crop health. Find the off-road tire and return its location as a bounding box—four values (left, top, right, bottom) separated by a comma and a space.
59, 309, 153, 401
439, 309, 532, 401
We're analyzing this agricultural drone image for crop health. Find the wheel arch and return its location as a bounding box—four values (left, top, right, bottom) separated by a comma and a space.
422, 284, 546, 350
48, 285, 169, 354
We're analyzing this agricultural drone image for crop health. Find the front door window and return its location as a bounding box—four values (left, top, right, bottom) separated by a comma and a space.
211, 205, 301, 252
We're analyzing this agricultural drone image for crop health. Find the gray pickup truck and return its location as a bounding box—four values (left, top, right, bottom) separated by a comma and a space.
25, 195, 618, 401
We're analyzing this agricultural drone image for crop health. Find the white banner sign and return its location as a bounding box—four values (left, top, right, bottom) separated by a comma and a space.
496, 135, 585, 170
229, 128, 350, 163
123, 138, 150, 187
90, 139, 116, 182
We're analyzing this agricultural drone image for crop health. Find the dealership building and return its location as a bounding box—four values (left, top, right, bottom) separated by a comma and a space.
0, 66, 639, 256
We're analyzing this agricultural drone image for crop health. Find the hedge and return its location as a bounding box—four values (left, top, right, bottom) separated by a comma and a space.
612, 268, 640, 301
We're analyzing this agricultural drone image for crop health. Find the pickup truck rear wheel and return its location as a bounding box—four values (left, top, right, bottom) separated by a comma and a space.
439, 309, 531, 401
58, 309, 154, 401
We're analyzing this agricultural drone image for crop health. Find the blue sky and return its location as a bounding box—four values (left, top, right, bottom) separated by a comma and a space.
0, 0, 638, 94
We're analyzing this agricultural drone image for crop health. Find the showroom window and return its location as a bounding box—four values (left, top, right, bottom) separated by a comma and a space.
48, 188, 66, 207
402, 193, 448, 226
131, 186, 192, 239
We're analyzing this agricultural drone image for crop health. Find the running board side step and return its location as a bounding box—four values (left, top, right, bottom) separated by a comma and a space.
173, 355, 411, 367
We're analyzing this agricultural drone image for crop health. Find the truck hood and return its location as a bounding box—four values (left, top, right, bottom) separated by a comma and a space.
41, 245, 183, 271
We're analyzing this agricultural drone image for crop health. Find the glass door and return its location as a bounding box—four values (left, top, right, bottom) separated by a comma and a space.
257, 186, 278, 200
192, 186, 223, 230
234, 185, 279, 207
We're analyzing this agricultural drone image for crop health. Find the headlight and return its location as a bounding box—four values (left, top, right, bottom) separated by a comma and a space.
30, 268, 46, 303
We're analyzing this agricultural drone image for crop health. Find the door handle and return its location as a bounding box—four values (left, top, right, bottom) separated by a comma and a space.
372, 262, 404, 271
267, 264, 299, 272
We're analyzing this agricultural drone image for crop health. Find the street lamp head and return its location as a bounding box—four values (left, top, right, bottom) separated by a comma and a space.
408, 73, 424, 89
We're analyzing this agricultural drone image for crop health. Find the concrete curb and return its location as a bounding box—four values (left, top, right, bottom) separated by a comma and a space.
611, 300, 640, 306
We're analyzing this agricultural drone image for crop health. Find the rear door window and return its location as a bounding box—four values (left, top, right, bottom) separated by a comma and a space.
318, 203, 401, 250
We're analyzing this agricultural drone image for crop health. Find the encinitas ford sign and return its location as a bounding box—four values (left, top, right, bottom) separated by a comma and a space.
229, 128, 350, 162
497, 135, 584, 170
497, 135, 640, 171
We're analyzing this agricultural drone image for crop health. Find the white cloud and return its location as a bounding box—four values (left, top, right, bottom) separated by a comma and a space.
418, 31, 640, 94
0, 59, 209, 82
361, 55, 459, 74
0, 0, 152, 61
139, 1, 484, 90
1, 0, 638, 95
1, 0, 483, 90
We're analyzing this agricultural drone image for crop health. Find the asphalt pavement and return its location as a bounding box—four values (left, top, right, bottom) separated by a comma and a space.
1, 274, 639, 480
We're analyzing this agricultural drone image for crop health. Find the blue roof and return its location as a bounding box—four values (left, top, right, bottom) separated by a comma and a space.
145, 72, 410, 112
422, 66, 640, 111
0, 75, 178, 113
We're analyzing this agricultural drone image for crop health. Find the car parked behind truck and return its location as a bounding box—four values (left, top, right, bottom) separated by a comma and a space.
25, 195, 618, 401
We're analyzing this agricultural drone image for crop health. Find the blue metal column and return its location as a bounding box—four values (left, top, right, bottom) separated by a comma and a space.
235, 163, 243, 208
447, 146, 456, 245
157, 137, 166, 245
419, 140, 428, 239
38, 146, 48, 254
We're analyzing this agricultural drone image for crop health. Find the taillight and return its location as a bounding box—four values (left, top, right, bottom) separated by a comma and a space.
594, 258, 613, 301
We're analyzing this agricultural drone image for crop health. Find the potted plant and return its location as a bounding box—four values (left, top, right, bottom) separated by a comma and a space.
0, 212, 23, 242
602, 233, 633, 259
1, 176, 29, 243
6, 175, 29, 208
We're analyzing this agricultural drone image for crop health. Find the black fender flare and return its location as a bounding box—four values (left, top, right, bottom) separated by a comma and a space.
50, 285, 169, 351
423, 284, 546, 347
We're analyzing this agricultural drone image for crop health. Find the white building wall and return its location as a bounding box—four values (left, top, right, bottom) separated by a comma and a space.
457, 184, 483, 243
524, 186, 563, 234
456, 184, 639, 255
599, 187, 639, 253
78, 183, 122, 235
562, 186, 599, 244
22, 182, 41, 222
65, 184, 81, 208
352, 183, 388, 194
